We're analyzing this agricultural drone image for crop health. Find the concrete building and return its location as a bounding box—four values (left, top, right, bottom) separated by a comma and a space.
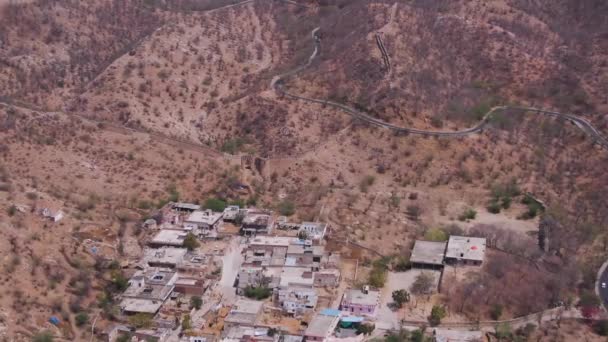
410, 240, 447, 269
174, 276, 207, 296
279, 267, 314, 288
142, 247, 188, 268
241, 209, 274, 235
120, 268, 178, 314
243, 246, 287, 268
184, 210, 223, 231
150, 229, 189, 247
339, 287, 380, 316
172, 202, 201, 213
248, 236, 294, 250
444, 236, 486, 266
222, 205, 241, 222
276, 286, 318, 316
304, 312, 340, 342
223, 299, 264, 331
236, 267, 281, 295
285, 244, 324, 270
313, 269, 341, 288
299, 222, 328, 244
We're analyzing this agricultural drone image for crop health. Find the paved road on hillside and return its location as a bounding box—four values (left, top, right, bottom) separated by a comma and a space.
272, 27, 608, 149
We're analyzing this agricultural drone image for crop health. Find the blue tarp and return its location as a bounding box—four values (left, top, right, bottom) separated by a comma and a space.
320, 308, 341, 317
341, 316, 364, 323
49, 316, 60, 325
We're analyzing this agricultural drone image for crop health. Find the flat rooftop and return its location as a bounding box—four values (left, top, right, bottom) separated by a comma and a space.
286, 244, 324, 256
186, 210, 223, 225
120, 297, 164, 314
343, 289, 380, 306
150, 229, 188, 246
225, 299, 264, 325
410, 240, 447, 266
280, 267, 314, 287
142, 247, 188, 266
445, 236, 486, 262
249, 236, 294, 247
305, 314, 339, 338
173, 202, 201, 211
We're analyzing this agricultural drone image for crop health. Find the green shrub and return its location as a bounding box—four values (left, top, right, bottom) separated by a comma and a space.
183, 233, 200, 251
429, 305, 446, 326
221, 138, 246, 154
32, 331, 54, 342
458, 208, 477, 221
359, 175, 375, 193
7, 205, 17, 216
486, 201, 501, 214
75, 312, 89, 326
190, 296, 202, 310
278, 200, 295, 216
203, 198, 227, 212
490, 304, 503, 320
424, 228, 448, 242
244, 286, 272, 300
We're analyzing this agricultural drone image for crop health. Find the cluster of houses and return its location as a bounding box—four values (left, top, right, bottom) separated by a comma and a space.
235, 233, 341, 318
108, 201, 381, 342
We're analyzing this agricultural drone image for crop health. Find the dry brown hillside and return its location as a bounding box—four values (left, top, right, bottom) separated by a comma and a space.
1, 0, 608, 340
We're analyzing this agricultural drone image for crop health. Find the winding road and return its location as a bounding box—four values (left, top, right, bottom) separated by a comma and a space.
272, 27, 608, 148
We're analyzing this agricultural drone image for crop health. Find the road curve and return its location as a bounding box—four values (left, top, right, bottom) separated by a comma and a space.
273, 27, 608, 148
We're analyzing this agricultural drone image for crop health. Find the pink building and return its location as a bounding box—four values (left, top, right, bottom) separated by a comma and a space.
339, 286, 380, 316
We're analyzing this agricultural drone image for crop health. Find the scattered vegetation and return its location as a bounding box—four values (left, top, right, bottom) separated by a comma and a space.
244, 286, 272, 300
368, 257, 390, 288
183, 233, 200, 251
458, 208, 477, 221
278, 200, 295, 216
392, 289, 410, 308
428, 305, 446, 326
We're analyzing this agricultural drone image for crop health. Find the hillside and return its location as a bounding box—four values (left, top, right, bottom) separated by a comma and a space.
1, 0, 608, 340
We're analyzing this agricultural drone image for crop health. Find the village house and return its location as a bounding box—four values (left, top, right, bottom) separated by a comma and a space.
320, 253, 341, 269
339, 286, 380, 316
242, 246, 287, 268
223, 299, 265, 332
285, 243, 324, 270
222, 205, 241, 222
172, 202, 201, 213
313, 269, 341, 288
304, 311, 340, 342
248, 236, 294, 250
174, 276, 207, 296
298, 222, 328, 244
236, 267, 280, 295
444, 236, 486, 266
177, 252, 219, 276
276, 286, 318, 316
184, 209, 223, 231
120, 268, 178, 315
106, 325, 170, 342
241, 209, 274, 235
141, 247, 188, 269
279, 267, 314, 288
149, 229, 190, 247
410, 240, 447, 269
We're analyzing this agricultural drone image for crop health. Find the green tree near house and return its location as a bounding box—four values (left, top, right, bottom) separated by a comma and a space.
203, 197, 227, 212
183, 232, 200, 251
190, 296, 203, 310
428, 305, 446, 326
392, 289, 410, 308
